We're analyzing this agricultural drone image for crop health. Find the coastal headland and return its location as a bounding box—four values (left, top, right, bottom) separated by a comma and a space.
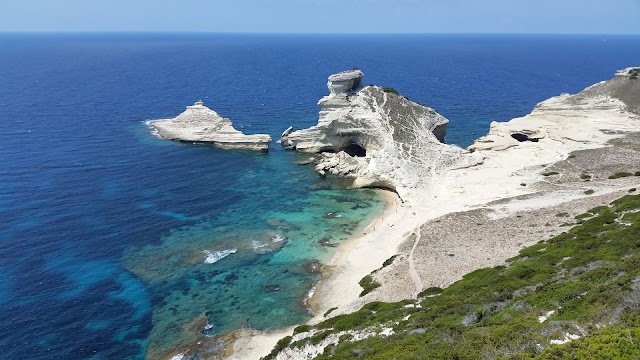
226, 68, 640, 359
166, 67, 640, 359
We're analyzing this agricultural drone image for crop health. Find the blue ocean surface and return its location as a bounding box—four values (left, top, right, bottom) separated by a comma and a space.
1, 33, 639, 359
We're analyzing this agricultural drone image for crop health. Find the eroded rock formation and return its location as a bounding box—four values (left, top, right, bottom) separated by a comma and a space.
150, 101, 271, 151
469, 67, 640, 153
281, 69, 469, 197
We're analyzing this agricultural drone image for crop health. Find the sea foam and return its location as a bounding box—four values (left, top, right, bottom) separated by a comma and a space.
272, 234, 286, 243
203, 249, 237, 264
252, 240, 272, 254
144, 120, 162, 139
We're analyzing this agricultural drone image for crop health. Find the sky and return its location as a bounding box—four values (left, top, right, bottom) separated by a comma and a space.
0, 0, 638, 34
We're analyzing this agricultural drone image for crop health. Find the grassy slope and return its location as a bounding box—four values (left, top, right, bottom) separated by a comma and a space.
266, 195, 640, 359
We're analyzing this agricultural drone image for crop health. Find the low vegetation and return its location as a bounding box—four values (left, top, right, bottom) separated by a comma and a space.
609, 171, 634, 179
630, 68, 640, 80
358, 275, 381, 297
324, 307, 338, 317
263, 336, 292, 360
417, 287, 443, 297
293, 324, 311, 335
356, 255, 397, 297
381, 255, 397, 268
267, 195, 640, 359
542, 171, 559, 176
382, 87, 400, 96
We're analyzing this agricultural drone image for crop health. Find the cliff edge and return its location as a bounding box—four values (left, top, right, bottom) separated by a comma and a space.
281, 69, 473, 198
248, 67, 640, 360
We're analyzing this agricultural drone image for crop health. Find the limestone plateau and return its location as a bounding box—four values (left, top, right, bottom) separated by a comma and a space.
149, 101, 271, 151
280, 69, 474, 198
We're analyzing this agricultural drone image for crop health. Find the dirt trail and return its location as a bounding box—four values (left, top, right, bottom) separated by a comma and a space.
407, 226, 423, 297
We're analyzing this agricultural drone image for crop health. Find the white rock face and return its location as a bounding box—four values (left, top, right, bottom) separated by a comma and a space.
149, 101, 271, 151
327, 69, 364, 95
469, 71, 640, 154
281, 69, 470, 198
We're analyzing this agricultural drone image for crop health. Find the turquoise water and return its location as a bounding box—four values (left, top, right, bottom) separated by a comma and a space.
2, 33, 640, 359
122, 164, 385, 357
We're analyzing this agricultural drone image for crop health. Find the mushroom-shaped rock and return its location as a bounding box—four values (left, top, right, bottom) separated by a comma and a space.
328, 69, 364, 95
280, 69, 468, 197
149, 101, 271, 151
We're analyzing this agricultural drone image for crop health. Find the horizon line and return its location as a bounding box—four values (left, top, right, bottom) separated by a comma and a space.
0, 31, 639, 36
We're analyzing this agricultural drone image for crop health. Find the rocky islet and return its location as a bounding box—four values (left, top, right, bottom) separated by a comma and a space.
149, 100, 272, 151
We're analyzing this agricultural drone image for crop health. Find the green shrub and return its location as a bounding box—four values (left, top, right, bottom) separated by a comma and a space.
575, 213, 593, 221
309, 331, 331, 345
262, 336, 292, 360
584, 189, 595, 195
418, 287, 443, 297
536, 327, 640, 359
293, 324, 311, 334
382, 87, 400, 96
609, 172, 634, 179
542, 171, 559, 176
275, 195, 640, 360
324, 307, 338, 317
381, 255, 397, 268
358, 275, 381, 297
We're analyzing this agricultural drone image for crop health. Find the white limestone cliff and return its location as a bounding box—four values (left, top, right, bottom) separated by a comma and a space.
280, 69, 473, 198
227, 68, 640, 360
149, 101, 271, 151
469, 67, 640, 154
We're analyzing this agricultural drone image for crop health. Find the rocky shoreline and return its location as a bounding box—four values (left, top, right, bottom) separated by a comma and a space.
223, 67, 640, 359
280, 69, 470, 199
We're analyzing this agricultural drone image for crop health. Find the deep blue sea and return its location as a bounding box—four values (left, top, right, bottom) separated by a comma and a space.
1, 33, 639, 359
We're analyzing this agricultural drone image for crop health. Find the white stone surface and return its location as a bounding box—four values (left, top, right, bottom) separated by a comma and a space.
149, 101, 271, 151
226, 68, 640, 360
281, 70, 472, 199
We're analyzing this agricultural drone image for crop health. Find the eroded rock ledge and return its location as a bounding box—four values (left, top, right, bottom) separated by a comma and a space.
469, 66, 640, 153
280, 69, 474, 198
150, 101, 271, 151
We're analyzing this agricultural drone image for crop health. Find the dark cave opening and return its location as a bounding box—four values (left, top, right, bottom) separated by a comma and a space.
511, 133, 540, 142
343, 143, 367, 157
